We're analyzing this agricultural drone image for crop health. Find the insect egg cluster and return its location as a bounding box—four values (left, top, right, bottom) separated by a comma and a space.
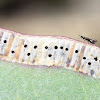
0, 29, 100, 79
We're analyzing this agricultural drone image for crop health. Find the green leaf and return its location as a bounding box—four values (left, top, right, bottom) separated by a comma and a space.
0, 61, 100, 100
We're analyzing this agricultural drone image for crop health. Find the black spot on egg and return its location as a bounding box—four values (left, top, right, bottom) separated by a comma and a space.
45, 46, 48, 49
54, 46, 58, 49
75, 50, 79, 53
22, 59, 24, 62
24, 44, 27, 48
4, 40, 7, 43
65, 48, 69, 51
90, 69, 94, 76
34, 45, 37, 49
83, 57, 86, 60
11, 51, 15, 53
60, 46, 63, 49
32, 60, 35, 63
88, 62, 91, 65
48, 54, 52, 57
27, 53, 31, 56
94, 57, 98, 61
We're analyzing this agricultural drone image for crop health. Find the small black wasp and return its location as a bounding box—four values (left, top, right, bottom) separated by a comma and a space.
79, 35, 97, 44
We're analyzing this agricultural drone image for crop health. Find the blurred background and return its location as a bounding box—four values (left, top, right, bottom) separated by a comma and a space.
0, 0, 100, 46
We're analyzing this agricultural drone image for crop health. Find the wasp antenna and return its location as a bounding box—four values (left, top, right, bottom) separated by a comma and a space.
78, 35, 82, 40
